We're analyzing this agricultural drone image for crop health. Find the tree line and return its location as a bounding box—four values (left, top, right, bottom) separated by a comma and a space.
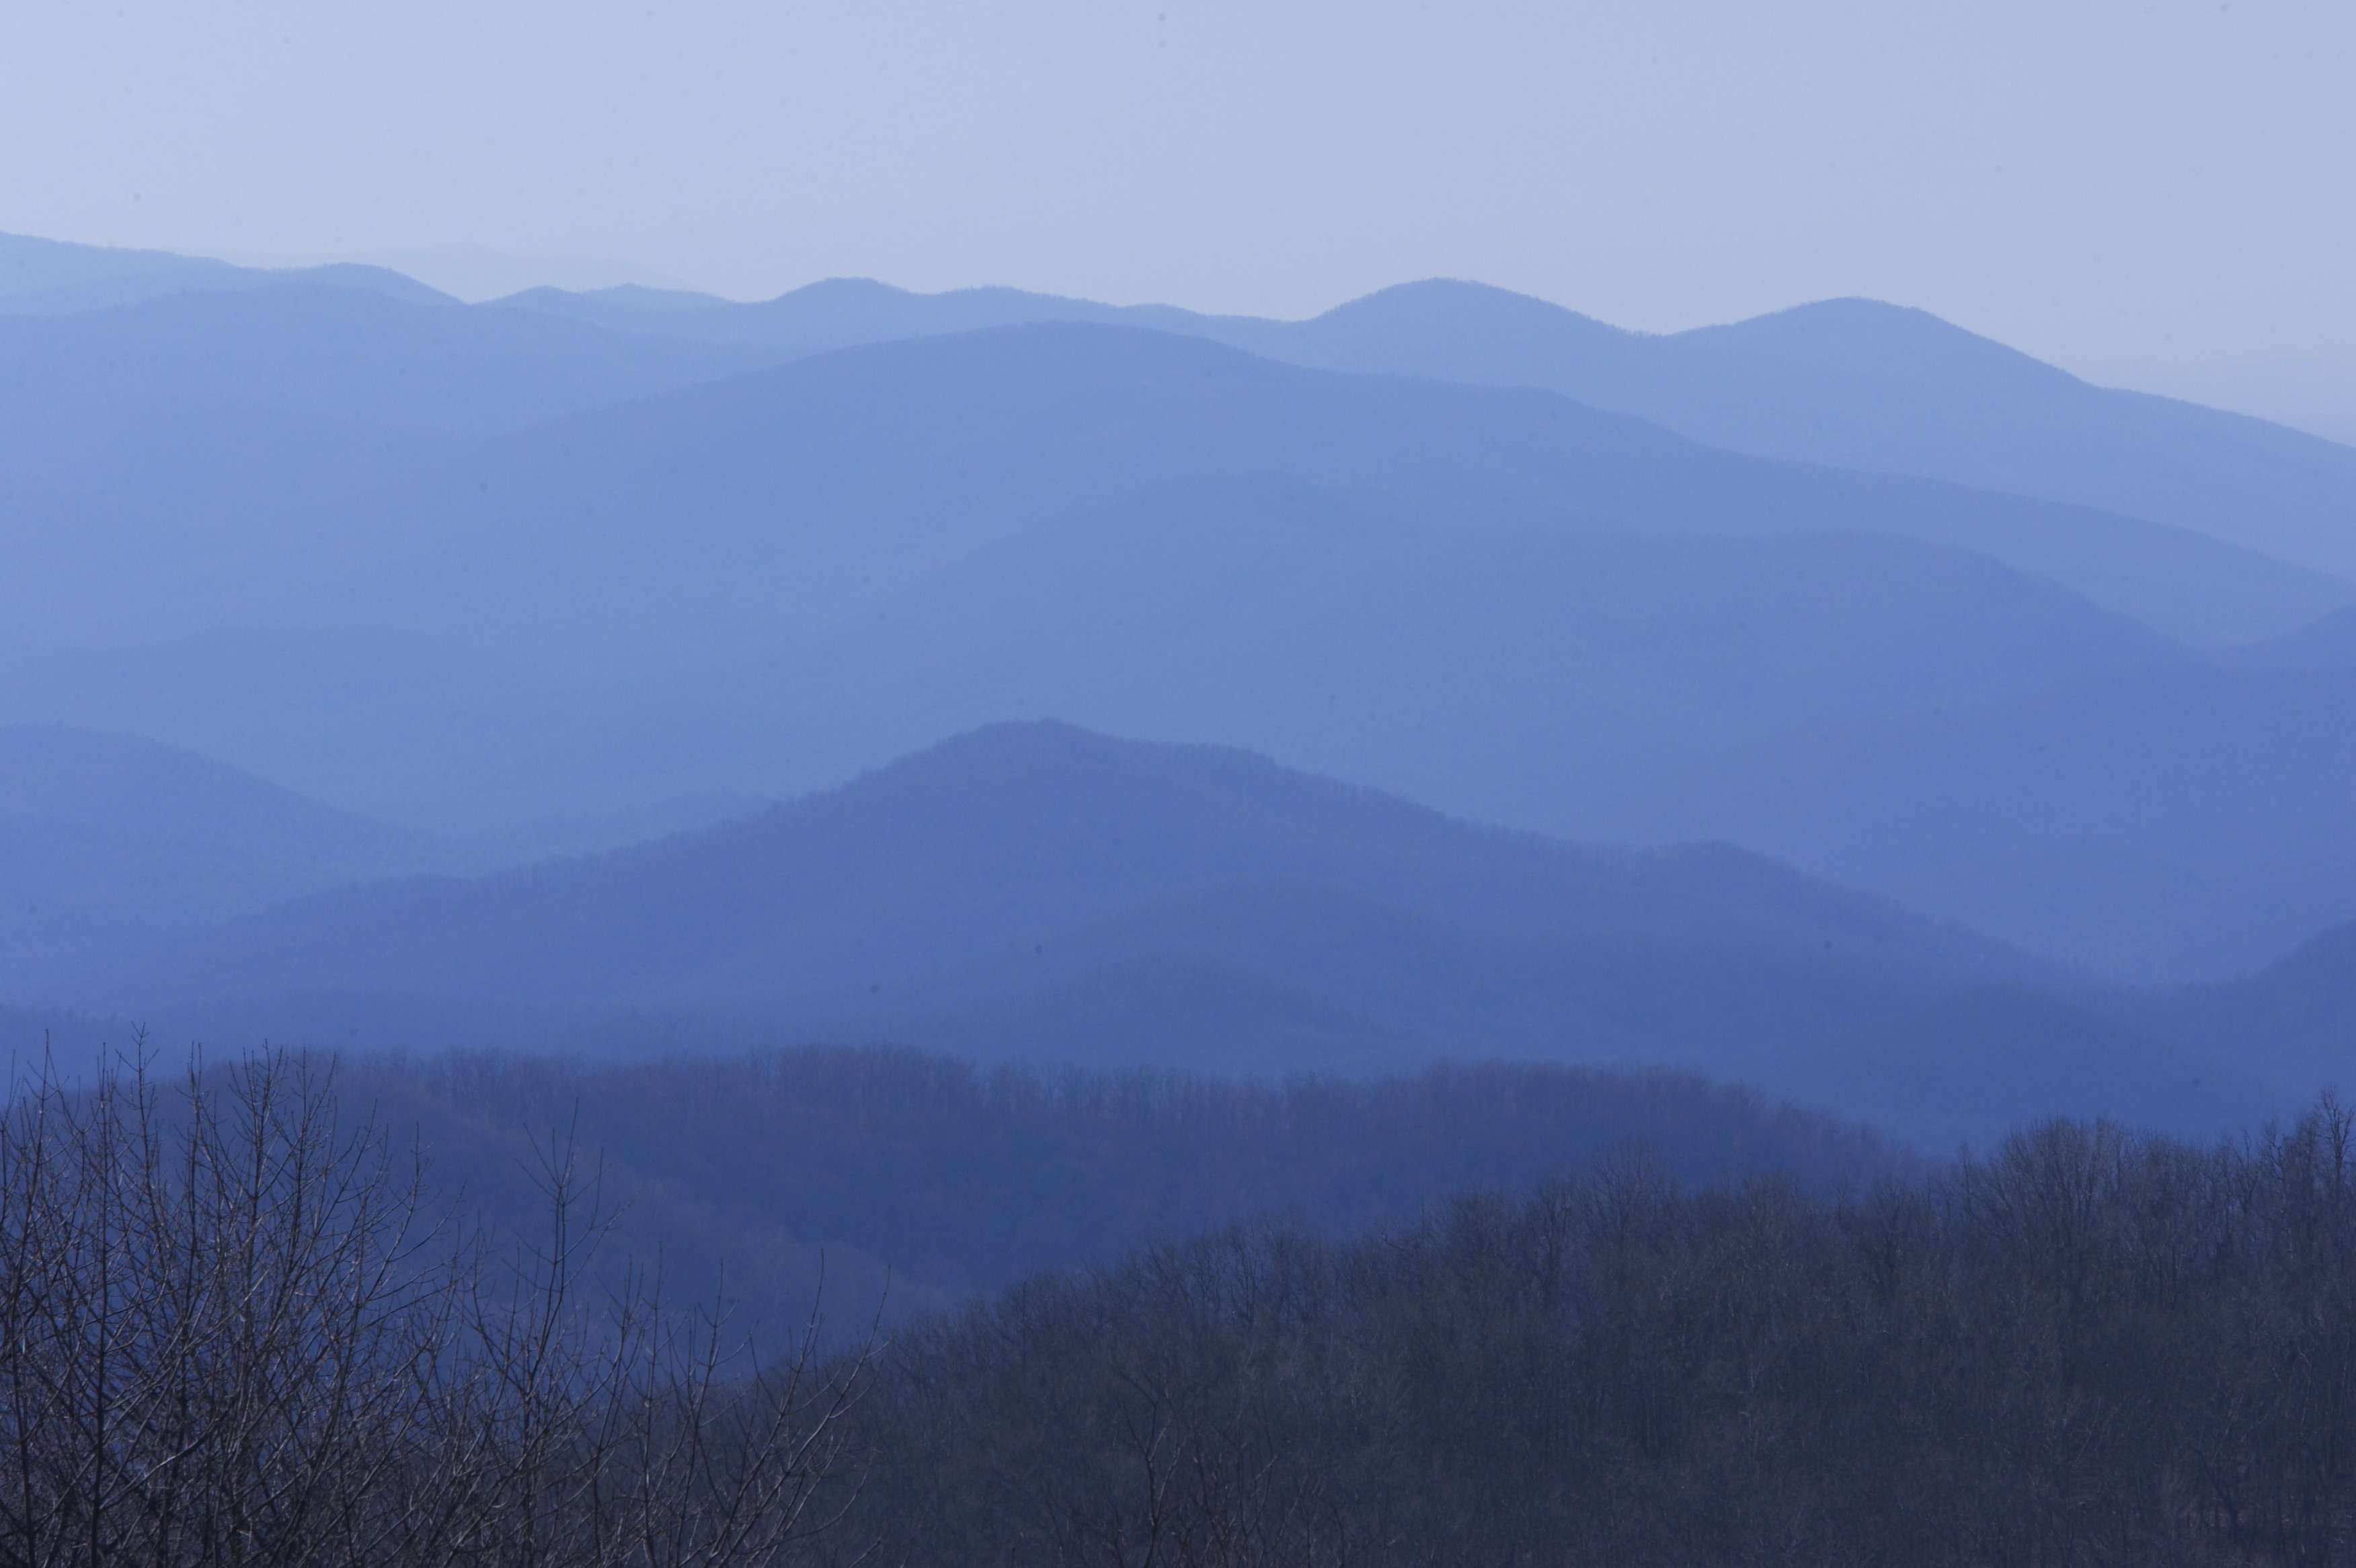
841, 1099, 2356, 1565
5, 1048, 2354, 1565
330, 1044, 1912, 1330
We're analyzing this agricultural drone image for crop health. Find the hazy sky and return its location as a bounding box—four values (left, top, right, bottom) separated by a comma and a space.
3, 0, 2347, 363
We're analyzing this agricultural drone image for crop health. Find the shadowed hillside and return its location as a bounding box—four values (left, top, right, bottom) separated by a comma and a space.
0, 725, 432, 987
631, 475, 2178, 826
0, 472, 2189, 852
498, 274, 2356, 584
2156, 916, 2356, 1089
1218, 284, 2356, 582
3, 303, 2341, 667
350, 322, 2344, 666
56, 723, 2285, 1145
0, 284, 769, 648
1607, 663, 2356, 979
11, 474, 2349, 982
0, 229, 450, 313
319, 1046, 1918, 1323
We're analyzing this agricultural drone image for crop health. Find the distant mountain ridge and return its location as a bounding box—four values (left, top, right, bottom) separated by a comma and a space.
0, 474, 2327, 982
3, 235, 2351, 993
89, 721, 2045, 1006
2142, 914, 2356, 1093
7, 298, 2336, 672
489, 274, 1144, 352
65, 723, 2281, 1146
15, 229, 2346, 579
2080, 356, 2356, 449
0, 469, 2180, 849
0, 725, 432, 989
336, 321, 2350, 666
1268, 286, 2356, 586
1605, 662, 2356, 980
625, 474, 2183, 827
8, 236, 2345, 650
0, 230, 452, 314
500, 274, 2356, 582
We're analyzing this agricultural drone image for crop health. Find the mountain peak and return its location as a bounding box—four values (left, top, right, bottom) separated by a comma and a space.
1673, 297, 2074, 388
1293, 278, 1637, 366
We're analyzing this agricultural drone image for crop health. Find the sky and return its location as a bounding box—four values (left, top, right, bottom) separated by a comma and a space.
1, 0, 2348, 364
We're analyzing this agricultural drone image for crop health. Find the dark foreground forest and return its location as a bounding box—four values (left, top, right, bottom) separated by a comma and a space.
5, 1052, 2354, 1566
849, 1105, 2356, 1567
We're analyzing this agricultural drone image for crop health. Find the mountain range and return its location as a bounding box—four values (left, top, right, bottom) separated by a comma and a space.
0, 230, 450, 315
0, 725, 430, 991
5, 467, 2339, 978
493, 273, 2356, 585
3, 229, 2352, 1132
31, 721, 2303, 1150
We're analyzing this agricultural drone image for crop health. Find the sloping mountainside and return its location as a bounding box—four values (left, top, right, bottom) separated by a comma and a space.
1208, 284, 2356, 584
0, 471, 2188, 894
0, 286, 771, 649
499, 274, 2356, 583
0, 229, 449, 314
1606, 664, 2356, 981
2080, 354, 2356, 450
0, 629, 672, 845
71, 724, 2275, 1146
2229, 605, 2356, 668
0, 1034, 1913, 1330
0, 725, 432, 988
2155, 918, 2356, 1091
0, 283, 756, 436
334, 1049, 1918, 1320
5, 246, 2347, 1015
345, 323, 2345, 667
632, 475, 2182, 826
10, 477, 2321, 982
1, 303, 2343, 666
91, 722, 2043, 1005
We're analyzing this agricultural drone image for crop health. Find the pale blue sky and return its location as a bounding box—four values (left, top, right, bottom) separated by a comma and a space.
2, 0, 2347, 362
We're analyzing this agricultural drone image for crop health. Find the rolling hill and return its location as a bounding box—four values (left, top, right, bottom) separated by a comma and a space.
67, 723, 2277, 1146
3, 248, 2349, 996
2155, 917, 2356, 1091
0, 284, 771, 650
2, 301, 2342, 668
633, 475, 2185, 824
376, 322, 2347, 667
18, 237, 2345, 643
2080, 355, 2356, 450
1204, 283, 2356, 584
500, 274, 2356, 582
0, 725, 432, 988
327, 1048, 1919, 1319
0, 628, 721, 846
0, 229, 449, 315
9, 473, 2342, 982
1604, 663, 2356, 980
0, 473, 2179, 849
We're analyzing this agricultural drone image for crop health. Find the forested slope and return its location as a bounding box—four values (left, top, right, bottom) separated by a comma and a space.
10, 1044, 2347, 1567
842, 1101, 2356, 1566
327, 1046, 1912, 1323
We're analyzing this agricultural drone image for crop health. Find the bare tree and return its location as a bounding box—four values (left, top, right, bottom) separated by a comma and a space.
0, 1046, 875, 1568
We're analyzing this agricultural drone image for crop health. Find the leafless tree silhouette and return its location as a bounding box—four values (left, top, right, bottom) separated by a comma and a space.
0, 1046, 875, 1568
